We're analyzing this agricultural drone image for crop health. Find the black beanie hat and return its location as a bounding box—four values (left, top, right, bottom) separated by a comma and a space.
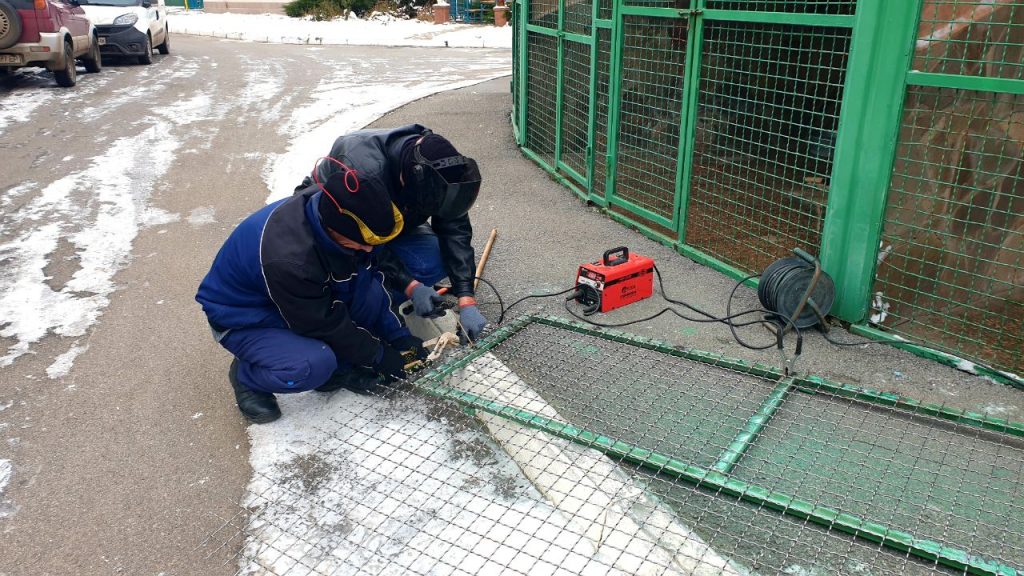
401, 133, 466, 184
318, 171, 399, 244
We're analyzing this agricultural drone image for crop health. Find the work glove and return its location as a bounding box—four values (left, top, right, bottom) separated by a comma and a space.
458, 304, 488, 343
391, 335, 427, 361
410, 283, 444, 317
373, 345, 408, 383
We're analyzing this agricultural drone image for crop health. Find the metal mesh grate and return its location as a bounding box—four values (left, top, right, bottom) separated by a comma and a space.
525, 32, 559, 165
560, 40, 592, 182
614, 16, 689, 224
684, 21, 849, 273
875, 86, 1024, 375
592, 29, 612, 199
529, 0, 559, 27
563, 0, 593, 36
706, 0, 856, 14
915, 0, 1024, 79
205, 317, 1024, 575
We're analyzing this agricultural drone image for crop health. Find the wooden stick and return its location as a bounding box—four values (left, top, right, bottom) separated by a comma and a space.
474, 228, 497, 292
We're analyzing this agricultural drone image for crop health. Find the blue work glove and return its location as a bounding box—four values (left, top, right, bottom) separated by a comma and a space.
459, 304, 488, 342
391, 335, 427, 361
373, 345, 407, 383
410, 283, 444, 317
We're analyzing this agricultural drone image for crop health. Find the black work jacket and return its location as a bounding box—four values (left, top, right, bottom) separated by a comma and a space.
298, 124, 477, 298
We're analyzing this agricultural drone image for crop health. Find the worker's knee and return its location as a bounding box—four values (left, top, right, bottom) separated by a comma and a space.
222, 328, 339, 394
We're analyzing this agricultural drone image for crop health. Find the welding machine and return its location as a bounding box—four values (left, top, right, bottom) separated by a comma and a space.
574, 247, 655, 314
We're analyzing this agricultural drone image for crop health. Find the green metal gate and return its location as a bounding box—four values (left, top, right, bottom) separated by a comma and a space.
512, 0, 1024, 383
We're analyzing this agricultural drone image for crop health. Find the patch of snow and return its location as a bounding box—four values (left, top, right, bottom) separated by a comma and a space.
244, 391, 637, 575
46, 344, 88, 379
187, 206, 217, 225
169, 12, 512, 49
956, 359, 978, 374
0, 460, 11, 496
0, 401, 12, 412
192, 412, 203, 419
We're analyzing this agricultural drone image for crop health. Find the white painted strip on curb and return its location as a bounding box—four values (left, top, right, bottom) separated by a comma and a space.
452, 352, 743, 576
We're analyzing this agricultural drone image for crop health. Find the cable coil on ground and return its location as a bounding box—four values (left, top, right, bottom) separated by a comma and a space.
757, 250, 836, 329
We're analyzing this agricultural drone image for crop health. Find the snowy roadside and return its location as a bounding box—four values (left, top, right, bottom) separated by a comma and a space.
168, 10, 513, 49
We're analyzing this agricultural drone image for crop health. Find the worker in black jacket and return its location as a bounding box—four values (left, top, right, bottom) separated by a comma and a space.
196, 163, 424, 424
296, 124, 488, 342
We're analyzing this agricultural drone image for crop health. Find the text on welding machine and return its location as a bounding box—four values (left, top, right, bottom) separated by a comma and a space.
574, 247, 655, 313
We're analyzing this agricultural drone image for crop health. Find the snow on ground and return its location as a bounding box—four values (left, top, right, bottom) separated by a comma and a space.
243, 391, 637, 575
168, 10, 512, 49
0, 13, 687, 573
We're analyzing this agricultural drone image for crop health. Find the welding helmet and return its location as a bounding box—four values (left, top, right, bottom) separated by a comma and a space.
406, 133, 482, 219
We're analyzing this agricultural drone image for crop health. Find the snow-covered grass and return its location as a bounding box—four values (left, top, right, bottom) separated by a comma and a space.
168, 10, 512, 48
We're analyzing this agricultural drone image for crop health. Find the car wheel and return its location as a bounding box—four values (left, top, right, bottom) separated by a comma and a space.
83, 36, 102, 73
138, 33, 152, 65
53, 38, 77, 87
0, 0, 22, 50
157, 26, 169, 55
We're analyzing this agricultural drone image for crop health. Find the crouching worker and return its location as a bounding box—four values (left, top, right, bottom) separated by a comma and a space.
298, 125, 488, 342
196, 160, 427, 424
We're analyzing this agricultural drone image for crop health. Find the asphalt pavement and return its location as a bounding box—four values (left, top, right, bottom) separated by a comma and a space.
1, 33, 1021, 575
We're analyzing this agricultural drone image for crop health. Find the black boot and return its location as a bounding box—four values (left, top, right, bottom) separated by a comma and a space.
229, 359, 281, 424
315, 367, 381, 394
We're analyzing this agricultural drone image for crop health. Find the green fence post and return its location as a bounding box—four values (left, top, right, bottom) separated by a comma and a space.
819, 0, 922, 323
516, 0, 529, 146
602, 0, 625, 204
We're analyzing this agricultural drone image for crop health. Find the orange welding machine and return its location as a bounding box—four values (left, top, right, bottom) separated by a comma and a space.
574, 247, 655, 314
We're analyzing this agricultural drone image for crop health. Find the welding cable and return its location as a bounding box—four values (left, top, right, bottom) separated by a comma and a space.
653, 266, 801, 353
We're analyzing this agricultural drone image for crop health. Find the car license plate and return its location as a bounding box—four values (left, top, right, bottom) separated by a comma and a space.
0, 54, 22, 65
98, 38, 106, 45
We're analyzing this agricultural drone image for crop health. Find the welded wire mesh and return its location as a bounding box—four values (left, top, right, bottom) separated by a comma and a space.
206, 318, 1024, 575
528, 0, 559, 27
563, 0, 592, 36
560, 40, 592, 182
613, 16, 688, 224
875, 87, 1024, 375
915, 0, 1024, 80
525, 31, 559, 164
684, 22, 849, 272
591, 29, 612, 198
705, 0, 856, 14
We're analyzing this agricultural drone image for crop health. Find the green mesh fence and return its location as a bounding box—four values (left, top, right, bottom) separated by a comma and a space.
613, 16, 688, 227
874, 0, 1024, 375
512, 0, 1024, 378
205, 316, 1024, 574
559, 40, 591, 184
685, 21, 849, 272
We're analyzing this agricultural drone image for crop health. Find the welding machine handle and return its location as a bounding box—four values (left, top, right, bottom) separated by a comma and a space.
603, 247, 630, 266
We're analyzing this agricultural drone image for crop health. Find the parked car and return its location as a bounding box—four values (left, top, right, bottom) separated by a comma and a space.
0, 0, 102, 86
78, 0, 167, 65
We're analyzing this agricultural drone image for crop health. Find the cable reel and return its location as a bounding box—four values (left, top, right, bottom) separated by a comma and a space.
758, 248, 835, 329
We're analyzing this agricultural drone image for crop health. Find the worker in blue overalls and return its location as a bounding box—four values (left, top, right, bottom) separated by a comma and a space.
196, 159, 426, 424
296, 125, 489, 343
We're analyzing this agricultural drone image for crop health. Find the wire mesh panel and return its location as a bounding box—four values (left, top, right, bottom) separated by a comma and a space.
525, 32, 559, 166
563, 0, 593, 36
875, 87, 1024, 375
529, 0, 559, 27
915, 0, 1024, 80
684, 22, 850, 273
206, 317, 1024, 574
592, 29, 612, 200
613, 15, 689, 227
559, 40, 592, 183
706, 0, 856, 14
732, 392, 1024, 569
